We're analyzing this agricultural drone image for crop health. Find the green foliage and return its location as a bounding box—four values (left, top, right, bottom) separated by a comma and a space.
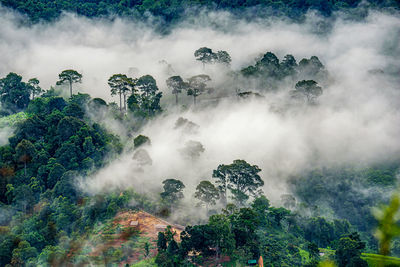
0, 112, 29, 128
108, 73, 136, 112
172, 194, 356, 266
298, 56, 326, 78
289, 166, 397, 233
194, 47, 231, 67
0, 72, 31, 114
241, 51, 280, 79
1, 0, 399, 25
160, 178, 185, 206
0, 73, 126, 266
69, 93, 91, 107
0, 34, 398, 267
11, 240, 38, 266
63, 103, 85, 119
303, 217, 350, 248
194, 180, 220, 209
194, 47, 216, 66
56, 70, 82, 98
212, 159, 264, 205
180, 140, 204, 160
136, 75, 158, 96
131, 257, 157, 267
240, 52, 327, 92
292, 80, 323, 103
155, 226, 187, 266
56, 116, 85, 141
373, 193, 400, 257
361, 253, 400, 267
216, 50, 232, 65
166, 76, 188, 105
187, 74, 211, 105
134, 135, 151, 149
36, 245, 65, 266
157, 232, 168, 251
27, 78, 42, 100
335, 233, 367, 267
128, 75, 162, 118
15, 139, 36, 164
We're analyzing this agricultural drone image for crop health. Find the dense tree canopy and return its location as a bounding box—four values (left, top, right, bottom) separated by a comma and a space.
0, 73, 31, 114
194, 180, 220, 210
3, 0, 398, 25
127, 74, 162, 118
108, 74, 135, 112
213, 159, 264, 205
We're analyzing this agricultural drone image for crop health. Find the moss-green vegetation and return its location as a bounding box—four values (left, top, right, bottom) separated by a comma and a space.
361, 253, 400, 267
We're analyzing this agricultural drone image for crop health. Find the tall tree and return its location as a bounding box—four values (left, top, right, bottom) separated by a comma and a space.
215, 50, 232, 66
280, 54, 298, 77
208, 214, 235, 260
166, 76, 188, 105
123, 77, 136, 111
212, 164, 230, 206
194, 47, 217, 69
256, 51, 280, 78
128, 75, 162, 117
10, 240, 37, 265
0, 72, 31, 113
298, 56, 325, 77
213, 160, 264, 205
27, 78, 42, 100
160, 179, 185, 207
335, 232, 367, 267
136, 75, 158, 97
291, 80, 323, 103
108, 74, 134, 112
56, 69, 82, 98
180, 140, 205, 160
15, 139, 36, 177
187, 74, 211, 106
194, 181, 220, 211
252, 195, 270, 225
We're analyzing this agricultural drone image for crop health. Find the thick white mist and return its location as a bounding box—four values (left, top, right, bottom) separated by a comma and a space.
1, 6, 399, 204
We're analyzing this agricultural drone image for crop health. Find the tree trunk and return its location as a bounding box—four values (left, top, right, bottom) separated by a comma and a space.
123, 94, 127, 111
215, 245, 220, 262
69, 80, 72, 98
175, 93, 178, 105
193, 95, 196, 106
119, 91, 122, 112
220, 192, 227, 207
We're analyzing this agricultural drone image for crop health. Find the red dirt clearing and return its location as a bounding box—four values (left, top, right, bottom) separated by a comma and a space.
88, 210, 184, 265
113, 210, 184, 241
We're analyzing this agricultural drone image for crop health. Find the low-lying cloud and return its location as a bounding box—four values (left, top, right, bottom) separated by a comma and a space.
1, 5, 399, 204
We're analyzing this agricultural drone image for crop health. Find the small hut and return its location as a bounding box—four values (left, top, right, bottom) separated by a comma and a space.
130, 220, 139, 227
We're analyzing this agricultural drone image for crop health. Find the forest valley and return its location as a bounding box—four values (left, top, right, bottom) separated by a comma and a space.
1, 1, 400, 267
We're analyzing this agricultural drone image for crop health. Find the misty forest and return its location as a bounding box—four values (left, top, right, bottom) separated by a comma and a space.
0, 0, 400, 267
